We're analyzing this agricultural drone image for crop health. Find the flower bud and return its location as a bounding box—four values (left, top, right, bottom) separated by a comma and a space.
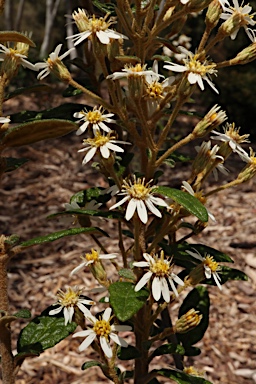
237, 148, 256, 182
231, 42, 256, 65
174, 308, 202, 333
205, 0, 223, 29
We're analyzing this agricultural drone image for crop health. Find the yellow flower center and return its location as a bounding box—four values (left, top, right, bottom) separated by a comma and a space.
85, 248, 100, 262
85, 131, 114, 148
150, 251, 172, 277
125, 63, 146, 73
186, 55, 216, 76
90, 16, 109, 32
57, 288, 80, 307
204, 255, 219, 272
86, 110, 103, 124
93, 319, 111, 337
146, 81, 163, 99
123, 178, 155, 200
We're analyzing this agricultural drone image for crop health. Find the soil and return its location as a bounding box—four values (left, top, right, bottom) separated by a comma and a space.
0, 90, 256, 384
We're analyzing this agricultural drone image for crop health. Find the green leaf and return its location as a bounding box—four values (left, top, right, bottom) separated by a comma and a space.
177, 287, 209, 352
0, 31, 35, 46
81, 360, 102, 370
5, 85, 51, 101
17, 315, 77, 354
19, 227, 105, 248
70, 187, 110, 205
9, 103, 85, 123
118, 268, 136, 281
0, 119, 77, 148
157, 186, 208, 222
117, 345, 141, 360
48, 209, 122, 221
109, 282, 149, 321
150, 343, 185, 359
152, 368, 212, 384
216, 266, 248, 283
92, 0, 117, 15
14, 309, 31, 319
3, 157, 29, 173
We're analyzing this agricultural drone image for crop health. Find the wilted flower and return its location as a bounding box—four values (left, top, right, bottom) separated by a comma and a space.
73, 307, 132, 358
211, 122, 250, 159
220, 0, 256, 40
49, 286, 94, 325
186, 248, 223, 290
0, 44, 36, 71
35, 44, 74, 80
67, 9, 128, 45
109, 177, 168, 224
133, 251, 184, 302
164, 49, 218, 93
74, 106, 116, 135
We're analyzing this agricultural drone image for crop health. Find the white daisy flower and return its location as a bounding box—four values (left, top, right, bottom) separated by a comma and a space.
0, 44, 36, 70
211, 122, 250, 158
78, 131, 130, 165
73, 307, 132, 358
107, 63, 160, 81
181, 181, 216, 222
133, 251, 184, 302
35, 44, 74, 80
67, 9, 128, 46
109, 177, 169, 224
164, 49, 219, 93
145, 60, 175, 115
74, 106, 115, 136
49, 286, 95, 325
70, 248, 118, 276
220, 0, 256, 40
186, 248, 223, 290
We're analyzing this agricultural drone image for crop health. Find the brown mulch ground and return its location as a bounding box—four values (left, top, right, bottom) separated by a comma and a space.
1, 92, 256, 384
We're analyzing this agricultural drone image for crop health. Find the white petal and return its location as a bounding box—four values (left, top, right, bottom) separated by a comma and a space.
152, 277, 162, 301
106, 142, 124, 152
149, 196, 169, 207
204, 265, 212, 279
103, 307, 112, 321
136, 200, 148, 224
161, 278, 170, 303
133, 261, 149, 267
100, 144, 110, 158
78, 332, 96, 352
96, 30, 110, 44
172, 274, 184, 287
64, 306, 74, 325
100, 336, 112, 358
186, 249, 204, 261
145, 198, 162, 218
98, 121, 111, 132
76, 121, 89, 135
110, 333, 128, 347
49, 306, 62, 315
77, 303, 92, 316
125, 199, 137, 221
168, 278, 179, 297
164, 63, 187, 73
134, 271, 152, 291
109, 195, 130, 210
213, 273, 222, 290
70, 262, 86, 276
99, 253, 117, 260
83, 147, 97, 164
